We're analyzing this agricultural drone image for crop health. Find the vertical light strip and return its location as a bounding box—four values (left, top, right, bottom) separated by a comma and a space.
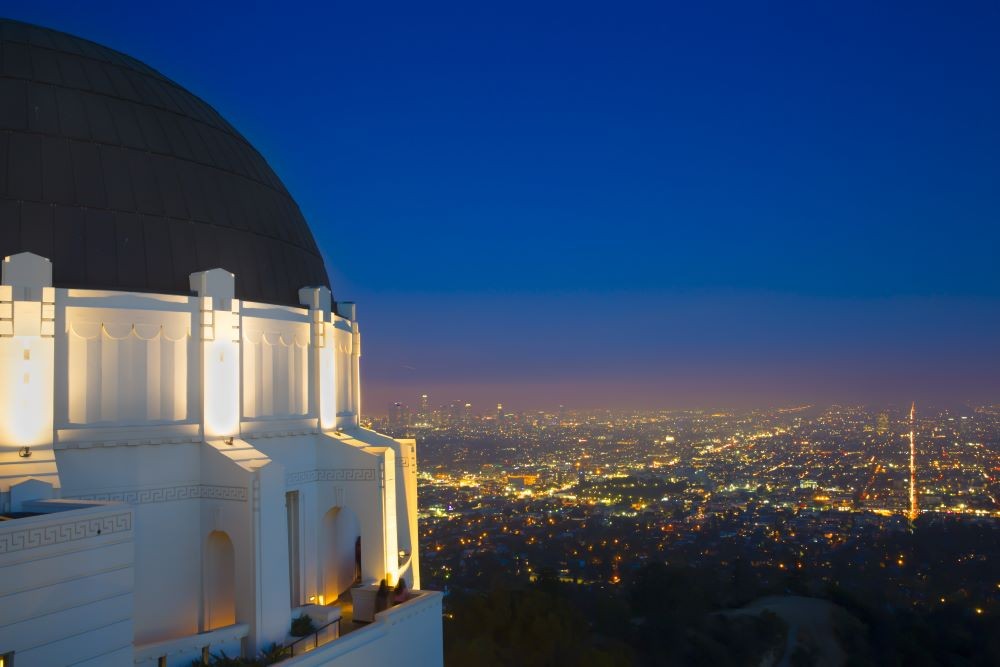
319, 342, 335, 430
203, 307, 240, 438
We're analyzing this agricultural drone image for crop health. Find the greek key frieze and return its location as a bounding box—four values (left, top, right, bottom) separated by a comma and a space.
199, 485, 250, 502
70, 484, 247, 505
286, 468, 378, 485
0, 512, 132, 555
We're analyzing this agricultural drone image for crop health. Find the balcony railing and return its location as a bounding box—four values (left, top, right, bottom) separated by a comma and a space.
287, 618, 341, 657
281, 590, 442, 666
133, 592, 439, 666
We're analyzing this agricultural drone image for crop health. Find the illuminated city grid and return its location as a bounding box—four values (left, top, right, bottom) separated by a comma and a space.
369, 401, 1000, 612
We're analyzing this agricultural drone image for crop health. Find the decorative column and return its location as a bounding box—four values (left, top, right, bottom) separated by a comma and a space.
351, 322, 361, 426
336, 302, 360, 430
299, 287, 336, 431
191, 269, 241, 438
380, 448, 399, 585
0, 253, 58, 493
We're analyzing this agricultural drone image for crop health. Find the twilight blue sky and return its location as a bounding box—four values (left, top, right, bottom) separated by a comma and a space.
9, 1, 1000, 411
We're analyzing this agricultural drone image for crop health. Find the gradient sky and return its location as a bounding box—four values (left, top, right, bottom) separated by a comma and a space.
8, 1, 1000, 412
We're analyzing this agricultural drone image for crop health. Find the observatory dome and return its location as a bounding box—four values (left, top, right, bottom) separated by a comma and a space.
0, 18, 330, 305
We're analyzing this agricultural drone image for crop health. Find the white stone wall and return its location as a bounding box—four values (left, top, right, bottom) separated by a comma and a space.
0, 503, 134, 667
64, 310, 190, 424
0, 256, 432, 663
241, 316, 310, 419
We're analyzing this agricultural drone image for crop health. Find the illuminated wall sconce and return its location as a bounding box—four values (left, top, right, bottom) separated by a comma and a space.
18, 446, 31, 458
225, 437, 234, 446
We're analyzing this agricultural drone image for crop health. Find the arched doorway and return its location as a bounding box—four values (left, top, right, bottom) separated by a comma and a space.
204, 530, 236, 630
321, 507, 360, 602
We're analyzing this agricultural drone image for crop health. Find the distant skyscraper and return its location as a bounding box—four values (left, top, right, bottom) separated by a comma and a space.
444, 401, 455, 424
497, 402, 504, 421
876, 411, 890, 436
389, 401, 410, 429
416, 393, 430, 425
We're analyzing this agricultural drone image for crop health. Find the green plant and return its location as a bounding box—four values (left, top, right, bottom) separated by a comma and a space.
258, 643, 290, 664
194, 651, 244, 666
194, 642, 290, 666
290, 613, 317, 637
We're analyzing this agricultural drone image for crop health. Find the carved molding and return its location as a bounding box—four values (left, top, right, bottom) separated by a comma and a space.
286, 468, 377, 485
0, 511, 132, 555
70, 484, 247, 505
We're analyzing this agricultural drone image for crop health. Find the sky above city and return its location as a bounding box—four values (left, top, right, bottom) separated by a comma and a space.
9, 1, 1000, 412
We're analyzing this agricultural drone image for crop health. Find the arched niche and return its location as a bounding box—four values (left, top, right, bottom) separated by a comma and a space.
320, 506, 361, 602
204, 530, 236, 630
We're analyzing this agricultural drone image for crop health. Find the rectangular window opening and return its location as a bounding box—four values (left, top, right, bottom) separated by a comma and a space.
286, 491, 301, 607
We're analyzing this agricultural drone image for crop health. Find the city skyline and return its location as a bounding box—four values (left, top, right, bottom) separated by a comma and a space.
375, 391, 988, 425
8, 0, 1000, 411
374, 391, 992, 418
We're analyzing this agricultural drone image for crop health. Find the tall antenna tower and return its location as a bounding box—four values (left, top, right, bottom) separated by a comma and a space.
908, 401, 918, 522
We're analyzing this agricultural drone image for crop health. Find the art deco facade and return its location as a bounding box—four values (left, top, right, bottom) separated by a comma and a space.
0, 19, 441, 666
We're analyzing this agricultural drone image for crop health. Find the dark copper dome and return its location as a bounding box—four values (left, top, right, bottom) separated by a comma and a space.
0, 18, 330, 305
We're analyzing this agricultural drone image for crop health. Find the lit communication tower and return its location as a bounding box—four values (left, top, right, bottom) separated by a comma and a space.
908, 401, 918, 523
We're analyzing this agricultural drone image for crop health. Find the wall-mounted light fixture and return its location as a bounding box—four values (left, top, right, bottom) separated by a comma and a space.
225, 437, 234, 446
18, 446, 31, 458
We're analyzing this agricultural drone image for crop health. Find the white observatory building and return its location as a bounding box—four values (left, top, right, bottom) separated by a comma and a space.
0, 18, 441, 667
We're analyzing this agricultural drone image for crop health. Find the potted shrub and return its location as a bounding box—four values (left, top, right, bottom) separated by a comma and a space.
290, 613, 317, 637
